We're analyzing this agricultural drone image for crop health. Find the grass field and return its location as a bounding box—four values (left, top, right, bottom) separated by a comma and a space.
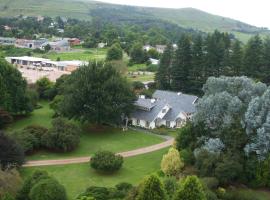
21, 148, 168, 199
7, 101, 164, 161
127, 73, 155, 82
34, 48, 107, 61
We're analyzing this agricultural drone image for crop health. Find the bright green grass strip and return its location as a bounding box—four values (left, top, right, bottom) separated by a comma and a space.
21, 148, 168, 200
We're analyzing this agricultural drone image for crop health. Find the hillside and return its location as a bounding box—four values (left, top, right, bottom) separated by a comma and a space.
0, 0, 269, 41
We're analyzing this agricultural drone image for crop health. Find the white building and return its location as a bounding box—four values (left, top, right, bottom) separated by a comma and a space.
130, 90, 198, 129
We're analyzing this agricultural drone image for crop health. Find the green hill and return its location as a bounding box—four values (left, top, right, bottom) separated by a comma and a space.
0, 0, 269, 42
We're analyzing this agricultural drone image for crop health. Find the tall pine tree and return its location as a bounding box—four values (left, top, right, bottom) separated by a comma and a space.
230, 40, 243, 76
171, 34, 192, 93
155, 44, 173, 90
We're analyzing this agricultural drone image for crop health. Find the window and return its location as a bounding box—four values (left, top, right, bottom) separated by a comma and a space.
136, 119, 140, 125
162, 108, 166, 113
166, 121, 170, 127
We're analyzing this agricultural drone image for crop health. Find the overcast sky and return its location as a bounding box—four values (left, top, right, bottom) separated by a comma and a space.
97, 0, 270, 28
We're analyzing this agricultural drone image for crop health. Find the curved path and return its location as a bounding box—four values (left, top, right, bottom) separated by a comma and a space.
23, 138, 174, 167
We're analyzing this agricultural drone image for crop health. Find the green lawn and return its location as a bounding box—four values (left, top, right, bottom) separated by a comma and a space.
7, 101, 164, 161
127, 73, 155, 82
127, 64, 148, 72
33, 48, 107, 61
21, 148, 168, 200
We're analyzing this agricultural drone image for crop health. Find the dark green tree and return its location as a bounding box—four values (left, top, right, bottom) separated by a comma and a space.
137, 174, 166, 200
174, 176, 206, 200
243, 35, 263, 79
0, 131, 24, 170
155, 44, 173, 90
230, 40, 243, 76
29, 178, 67, 200
60, 62, 135, 125
129, 43, 148, 64
262, 36, 270, 83
171, 34, 192, 92
106, 43, 123, 61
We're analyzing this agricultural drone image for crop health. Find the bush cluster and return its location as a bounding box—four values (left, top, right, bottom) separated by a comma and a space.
17, 170, 67, 200
10, 118, 80, 154
90, 151, 123, 173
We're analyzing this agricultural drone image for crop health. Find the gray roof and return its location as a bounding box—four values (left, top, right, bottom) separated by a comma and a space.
153, 90, 198, 121
130, 90, 198, 122
131, 99, 167, 122
134, 98, 156, 110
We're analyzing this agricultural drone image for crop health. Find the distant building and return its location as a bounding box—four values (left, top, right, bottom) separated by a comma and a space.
143, 45, 153, 52
0, 37, 16, 45
68, 38, 81, 46
98, 42, 107, 48
155, 45, 166, 54
15, 38, 48, 49
56, 60, 88, 72
41, 39, 70, 52
130, 90, 198, 129
149, 58, 159, 65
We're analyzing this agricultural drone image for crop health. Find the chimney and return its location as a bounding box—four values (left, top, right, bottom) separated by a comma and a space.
177, 92, 182, 96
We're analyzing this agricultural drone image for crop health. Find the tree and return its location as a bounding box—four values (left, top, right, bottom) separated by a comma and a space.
171, 34, 192, 92
90, 151, 123, 173
29, 178, 67, 200
42, 118, 80, 152
0, 59, 32, 114
0, 131, 24, 169
262, 36, 270, 84
230, 40, 243, 76
137, 174, 166, 200
147, 48, 159, 59
44, 44, 51, 52
0, 108, 13, 128
129, 43, 148, 64
60, 62, 135, 125
106, 43, 123, 61
17, 170, 50, 200
36, 77, 55, 100
155, 44, 173, 90
243, 35, 263, 79
161, 148, 184, 176
174, 176, 206, 200
0, 169, 22, 199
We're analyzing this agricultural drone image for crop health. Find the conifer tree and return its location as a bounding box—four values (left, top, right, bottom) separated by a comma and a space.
137, 174, 166, 200
155, 44, 173, 90
230, 40, 243, 76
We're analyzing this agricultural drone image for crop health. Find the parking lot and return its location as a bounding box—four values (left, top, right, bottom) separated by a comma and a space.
18, 67, 70, 83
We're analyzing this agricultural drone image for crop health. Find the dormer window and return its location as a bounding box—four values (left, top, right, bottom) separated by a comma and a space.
162, 108, 166, 113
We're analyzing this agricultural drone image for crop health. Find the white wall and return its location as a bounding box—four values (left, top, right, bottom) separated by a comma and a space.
131, 118, 156, 129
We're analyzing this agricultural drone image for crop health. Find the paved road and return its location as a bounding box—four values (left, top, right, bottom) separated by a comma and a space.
23, 139, 174, 167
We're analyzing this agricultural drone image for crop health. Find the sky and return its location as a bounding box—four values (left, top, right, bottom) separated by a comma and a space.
97, 0, 270, 28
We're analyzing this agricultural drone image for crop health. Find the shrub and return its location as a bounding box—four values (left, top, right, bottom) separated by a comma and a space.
174, 175, 206, 200
201, 177, 219, 190
161, 148, 184, 176
42, 118, 80, 152
90, 151, 123, 173
136, 174, 166, 200
132, 81, 145, 90
179, 148, 195, 165
29, 178, 67, 200
0, 108, 13, 128
0, 169, 22, 199
9, 125, 48, 153
78, 186, 109, 200
0, 131, 24, 169
16, 170, 50, 200
163, 176, 178, 199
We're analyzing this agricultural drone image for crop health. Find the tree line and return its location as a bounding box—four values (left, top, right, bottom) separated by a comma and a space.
156, 31, 270, 95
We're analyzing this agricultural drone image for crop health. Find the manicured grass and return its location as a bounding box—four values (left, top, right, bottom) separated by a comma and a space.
127, 73, 155, 82
127, 64, 148, 72
7, 101, 54, 131
21, 148, 168, 200
34, 48, 107, 61
7, 101, 164, 161
27, 129, 164, 161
